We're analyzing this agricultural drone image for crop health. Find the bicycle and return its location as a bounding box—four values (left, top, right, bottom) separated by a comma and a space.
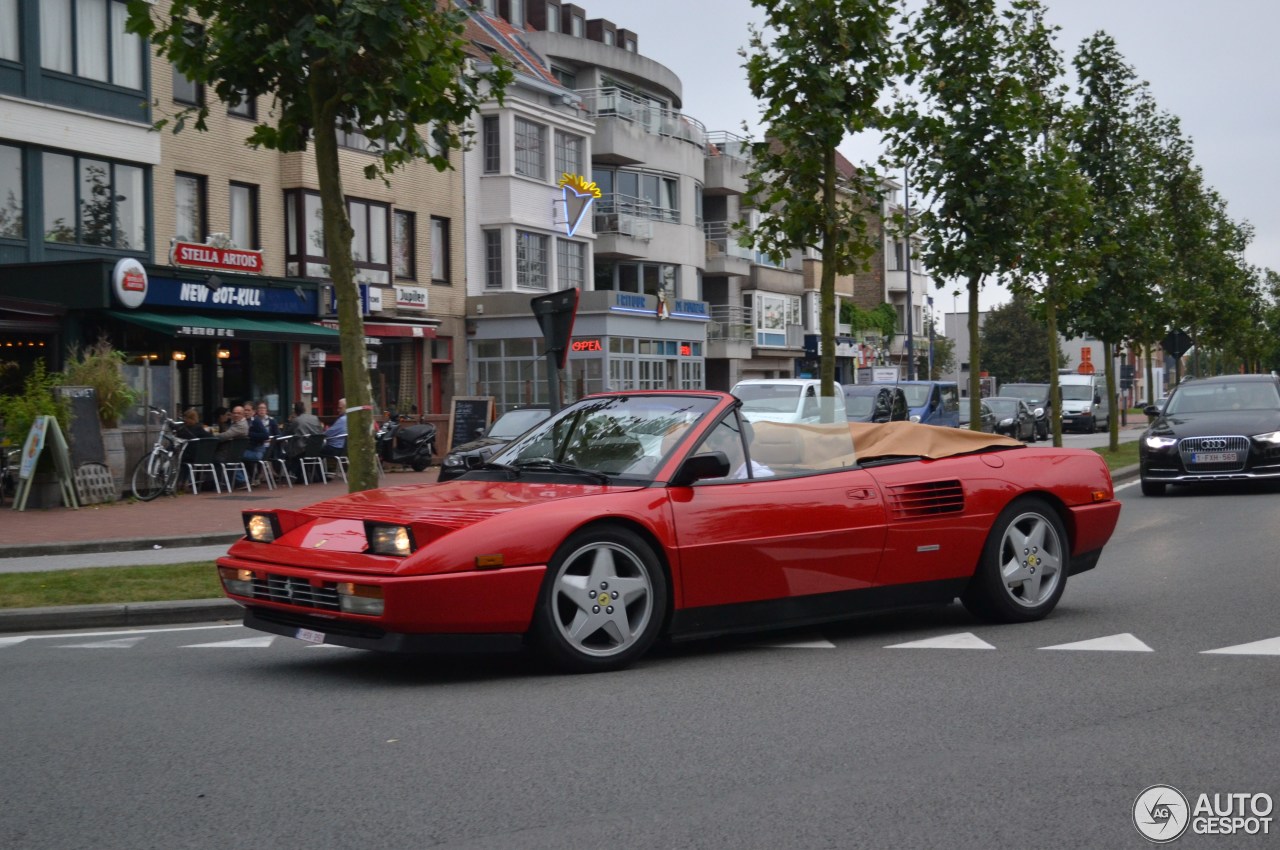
131, 406, 190, 501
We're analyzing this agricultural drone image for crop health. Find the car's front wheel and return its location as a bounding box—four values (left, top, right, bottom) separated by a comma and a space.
531, 525, 668, 673
1140, 478, 1166, 496
962, 497, 1068, 623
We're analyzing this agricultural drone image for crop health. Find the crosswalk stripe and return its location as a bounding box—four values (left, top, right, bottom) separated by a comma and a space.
1202, 636, 1280, 656
886, 632, 995, 650
56, 637, 146, 649
182, 636, 277, 648
1042, 633, 1153, 652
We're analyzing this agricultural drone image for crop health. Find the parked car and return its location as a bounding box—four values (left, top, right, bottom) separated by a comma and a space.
984, 396, 1038, 442
873, 380, 960, 427
437, 406, 551, 482
218, 389, 1121, 672
1138, 373, 1280, 496
731, 378, 846, 424
842, 384, 909, 423
958, 399, 998, 433
1000, 382, 1051, 440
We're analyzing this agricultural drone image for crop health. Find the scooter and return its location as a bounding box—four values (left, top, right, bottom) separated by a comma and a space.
376, 415, 437, 472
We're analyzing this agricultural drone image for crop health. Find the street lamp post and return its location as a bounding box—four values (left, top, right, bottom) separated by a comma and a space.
904, 163, 914, 381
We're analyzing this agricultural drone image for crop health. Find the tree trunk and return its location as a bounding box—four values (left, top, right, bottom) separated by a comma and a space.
311, 80, 378, 493
1044, 291, 1061, 446
818, 146, 838, 420
967, 274, 982, 429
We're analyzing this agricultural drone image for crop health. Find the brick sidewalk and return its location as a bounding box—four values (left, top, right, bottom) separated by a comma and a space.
0, 466, 439, 552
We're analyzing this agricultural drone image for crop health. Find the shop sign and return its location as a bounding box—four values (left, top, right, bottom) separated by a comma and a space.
326, 283, 376, 316
143, 276, 319, 315
558, 174, 601, 237
170, 239, 265, 274
673, 300, 709, 318
112, 258, 148, 308
395, 284, 429, 311
570, 338, 603, 352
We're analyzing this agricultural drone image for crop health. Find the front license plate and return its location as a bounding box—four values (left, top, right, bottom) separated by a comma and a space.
1192, 451, 1237, 464
295, 628, 326, 644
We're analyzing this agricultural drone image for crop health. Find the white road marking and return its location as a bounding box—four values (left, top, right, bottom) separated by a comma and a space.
886, 632, 996, 650
56, 637, 147, 649
753, 635, 837, 649
182, 636, 276, 648
1041, 633, 1153, 652
19, 624, 240, 641
0, 636, 30, 648
1202, 636, 1280, 656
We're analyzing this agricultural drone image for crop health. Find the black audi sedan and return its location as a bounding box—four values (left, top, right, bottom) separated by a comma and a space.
1139, 374, 1280, 496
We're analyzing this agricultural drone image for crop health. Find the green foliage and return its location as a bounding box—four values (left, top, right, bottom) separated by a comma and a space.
0, 361, 70, 447
841, 302, 898, 340
979, 294, 1063, 383
62, 337, 137, 429
741, 0, 901, 398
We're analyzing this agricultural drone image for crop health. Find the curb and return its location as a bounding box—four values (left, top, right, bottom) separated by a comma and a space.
0, 533, 242, 560
0, 598, 243, 633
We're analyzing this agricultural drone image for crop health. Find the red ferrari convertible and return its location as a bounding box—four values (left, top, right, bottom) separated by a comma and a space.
217, 390, 1121, 672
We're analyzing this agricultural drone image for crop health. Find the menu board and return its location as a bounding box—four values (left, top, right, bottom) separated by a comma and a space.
446, 397, 495, 451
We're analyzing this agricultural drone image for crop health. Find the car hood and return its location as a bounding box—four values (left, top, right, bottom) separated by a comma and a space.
446, 436, 507, 455
1146, 411, 1280, 438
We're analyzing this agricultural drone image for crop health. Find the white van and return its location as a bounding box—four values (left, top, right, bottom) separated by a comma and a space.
1058, 373, 1110, 432
731, 378, 847, 424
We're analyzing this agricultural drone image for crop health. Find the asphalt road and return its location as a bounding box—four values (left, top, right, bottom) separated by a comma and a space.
2, 473, 1277, 849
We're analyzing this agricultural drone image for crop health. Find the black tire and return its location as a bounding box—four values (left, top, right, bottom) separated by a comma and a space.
1140, 478, 1166, 496
411, 459, 429, 472
130, 450, 172, 501
530, 525, 668, 673
962, 496, 1069, 624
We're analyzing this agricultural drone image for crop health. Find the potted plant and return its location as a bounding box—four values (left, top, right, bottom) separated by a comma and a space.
62, 337, 138, 493
0, 360, 71, 507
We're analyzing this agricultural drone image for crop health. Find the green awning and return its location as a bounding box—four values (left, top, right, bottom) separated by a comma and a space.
108, 310, 341, 344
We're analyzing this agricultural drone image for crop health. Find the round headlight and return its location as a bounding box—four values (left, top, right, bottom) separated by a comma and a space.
246, 514, 276, 542
443, 454, 463, 467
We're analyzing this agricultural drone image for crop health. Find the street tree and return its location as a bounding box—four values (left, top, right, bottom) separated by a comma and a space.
741, 0, 901, 410
127, 0, 510, 492
979, 293, 1063, 384
887, 0, 1045, 429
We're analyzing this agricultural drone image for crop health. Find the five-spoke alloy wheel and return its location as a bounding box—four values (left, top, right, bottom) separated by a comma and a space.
532, 526, 667, 673
962, 497, 1069, 623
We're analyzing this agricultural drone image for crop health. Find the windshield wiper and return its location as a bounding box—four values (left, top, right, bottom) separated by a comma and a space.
478, 460, 521, 477
513, 459, 611, 484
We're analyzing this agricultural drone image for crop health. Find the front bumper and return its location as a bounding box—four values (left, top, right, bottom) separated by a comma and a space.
243, 607, 527, 654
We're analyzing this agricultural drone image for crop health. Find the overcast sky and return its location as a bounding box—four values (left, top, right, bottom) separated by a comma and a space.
581, 0, 1280, 311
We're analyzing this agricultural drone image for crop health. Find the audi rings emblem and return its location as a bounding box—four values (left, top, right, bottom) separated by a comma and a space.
1198, 438, 1228, 450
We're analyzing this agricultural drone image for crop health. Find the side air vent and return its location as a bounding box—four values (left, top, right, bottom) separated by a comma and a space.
887, 480, 965, 519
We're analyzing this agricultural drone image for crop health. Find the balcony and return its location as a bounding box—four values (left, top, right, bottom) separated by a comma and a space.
703, 132, 751, 196
593, 194, 655, 259
577, 88, 707, 169
705, 304, 753, 360
703, 221, 751, 278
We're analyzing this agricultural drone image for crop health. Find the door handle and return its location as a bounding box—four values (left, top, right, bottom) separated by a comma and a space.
846, 488, 873, 500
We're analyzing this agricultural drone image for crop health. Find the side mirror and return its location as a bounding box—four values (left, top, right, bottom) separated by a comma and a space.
1142, 404, 1159, 418
669, 451, 731, 487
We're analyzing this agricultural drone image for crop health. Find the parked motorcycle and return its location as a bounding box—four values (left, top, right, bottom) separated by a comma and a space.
376, 415, 437, 472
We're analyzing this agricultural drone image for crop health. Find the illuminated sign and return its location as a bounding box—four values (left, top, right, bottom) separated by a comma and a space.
570, 338, 603, 352
170, 240, 265, 274
680, 343, 692, 356
557, 173, 601, 237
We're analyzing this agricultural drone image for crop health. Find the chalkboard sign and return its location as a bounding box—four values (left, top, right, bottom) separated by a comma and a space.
56, 386, 105, 467
446, 396, 495, 451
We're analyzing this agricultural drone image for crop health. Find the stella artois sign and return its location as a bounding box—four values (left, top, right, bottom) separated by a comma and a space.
170, 236, 265, 275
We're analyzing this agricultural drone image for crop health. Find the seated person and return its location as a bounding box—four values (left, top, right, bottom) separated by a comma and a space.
175, 408, 212, 440
320, 397, 348, 458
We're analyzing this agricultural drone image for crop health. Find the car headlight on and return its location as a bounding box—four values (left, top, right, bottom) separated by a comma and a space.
337, 582, 385, 616
366, 522, 416, 556
909, 414, 921, 423
218, 566, 257, 596
1000, 417, 1013, 427
442, 453, 464, 468
243, 513, 280, 543
1253, 430, 1280, 445
1144, 435, 1177, 449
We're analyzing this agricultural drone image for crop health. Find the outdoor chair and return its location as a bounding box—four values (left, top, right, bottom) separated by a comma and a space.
298, 433, 330, 485
216, 437, 252, 492
184, 437, 222, 495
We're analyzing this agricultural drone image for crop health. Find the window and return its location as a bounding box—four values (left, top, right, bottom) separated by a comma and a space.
338, 124, 376, 152
430, 216, 450, 284
571, 13, 584, 36
0, 144, 23, 239
484, 229, 503, 289
229, 182, 258, 249
479, 0, 497, 12
551, 66, 576, 89
227, 91, 256, 119
41, 0, 143, 88
172, 24, 203, 104
393, 211, 415, 279
482, 116, 500, 174
348, 198, 390, 283
1, 0, 18, 61
545, 2, 560, 32
557, 239, 585, 290
514, 117, 545, 179
604, 30, 615, 46
625, 38, 637, 52
516, 230, 548, 289
508, 0, 524, 27
43, 152, 144, 249
174, 173, 206, 242
554, 131, 583, 176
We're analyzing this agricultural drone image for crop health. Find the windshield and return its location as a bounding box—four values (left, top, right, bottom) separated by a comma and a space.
986, 398, 1019, 417
491, 395, 719, 480
898, 385, 931, 406
845, 395, 877, 417
1166, 382, 1280, 415
1003, 385, 1047, 405
1060, 385, 1095, 401
734, 384, 803, 413
488, 409, 550, 439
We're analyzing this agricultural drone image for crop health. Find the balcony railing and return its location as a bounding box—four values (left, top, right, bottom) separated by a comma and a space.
706, 305, 753, 342
593, 195, 655, 240
704, 131, 752, 162
576, 88, 708, 149
702, 221, 753, 261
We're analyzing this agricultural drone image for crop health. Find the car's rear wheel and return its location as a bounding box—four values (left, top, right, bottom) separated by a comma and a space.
531, 525, 667, 673
1140, 478, 1166, 496
962, 497, 1068, 623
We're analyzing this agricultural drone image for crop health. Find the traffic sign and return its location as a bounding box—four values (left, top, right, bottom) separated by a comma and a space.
1163, 329, 1192, 358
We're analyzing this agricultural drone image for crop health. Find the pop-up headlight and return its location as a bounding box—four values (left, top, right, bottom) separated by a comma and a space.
366, 522, 416, 556
243, 513, 281, 543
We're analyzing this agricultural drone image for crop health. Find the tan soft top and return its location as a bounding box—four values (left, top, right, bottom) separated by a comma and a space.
849, 421, 1022, 460
746, 419, 1023, 471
